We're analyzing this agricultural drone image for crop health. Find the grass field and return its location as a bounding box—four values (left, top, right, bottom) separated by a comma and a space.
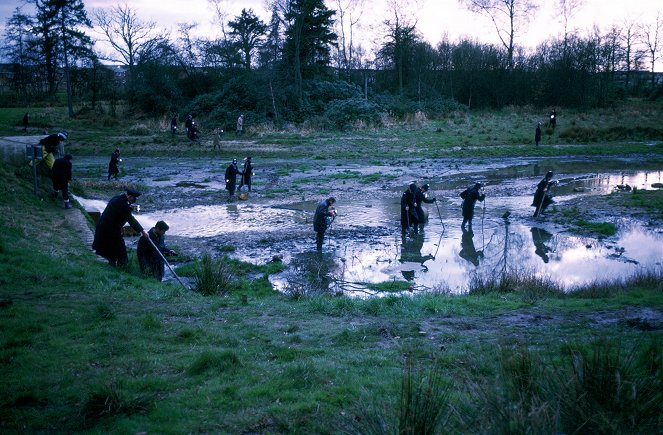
1, 102, 663, 433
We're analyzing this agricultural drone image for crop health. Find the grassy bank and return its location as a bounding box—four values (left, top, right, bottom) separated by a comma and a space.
1, 159, 662, 433
2, 102, 663, 161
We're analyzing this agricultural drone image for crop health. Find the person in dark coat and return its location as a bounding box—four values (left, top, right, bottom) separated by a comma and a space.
313, 197, 336, 250
549, 109, 557, 129
22, 112, 28, 132
51, 154, 73, 209
400, 183, 420, 234
92, 188, 148, 266
238, 156, 253, 192
137, 220, 176, 281
535, 122, 542, 146
170, 116, 178, 136
108, 149, 121, 180
460, 182, 485, 229
185, 114, 193, 136
224, 159, 242, 199
414, 183, 437, 229
532, 171, 556, 217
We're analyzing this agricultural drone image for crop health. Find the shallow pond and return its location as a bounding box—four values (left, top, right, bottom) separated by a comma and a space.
75, 157, 663, 295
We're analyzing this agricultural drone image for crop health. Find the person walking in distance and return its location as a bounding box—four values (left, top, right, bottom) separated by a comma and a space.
535, 122, 542, 146
108, 148, 121, 180
313, 197, 337, 250
238, 156, 254, 192
225, 158, 242, 199
460, 182, 485, 229
236, 114, 244, 135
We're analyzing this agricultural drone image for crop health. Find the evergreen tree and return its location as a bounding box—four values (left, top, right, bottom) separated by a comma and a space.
282, 0, 337, 99
229, 9, 267, 70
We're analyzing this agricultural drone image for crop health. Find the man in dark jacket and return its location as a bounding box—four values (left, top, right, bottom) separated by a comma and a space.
414, 183, 437, 230
313, 197, 336, 250
51, 154, 73, 209
532, 171, 556, 217
401, 183, 419, 235
238, 156, 253, 192
92, 188, 148, 266
137, 220, 176, 281
460, 182, 485, 229
225, 159, 242, 199
108, 149, 121, 180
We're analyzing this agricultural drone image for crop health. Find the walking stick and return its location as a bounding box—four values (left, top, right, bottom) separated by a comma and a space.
146, 237, 189, 290
434, 199, 445, 231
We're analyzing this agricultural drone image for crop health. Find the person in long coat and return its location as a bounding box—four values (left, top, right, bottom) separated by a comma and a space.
108, 149, 121, 180
401, 183, 420, 234
535, 122, 542, 146
460, 182, 485, 229
532, 171, 556, 217
313, 197, 336, 250
51, 154, 73, 209
239, 157, 253, 191
92, 188, 148, 266
225, 159, 242, 198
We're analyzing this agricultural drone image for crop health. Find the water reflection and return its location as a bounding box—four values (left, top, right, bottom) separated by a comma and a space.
531, 227, 553, 263
459, 227, 482, 266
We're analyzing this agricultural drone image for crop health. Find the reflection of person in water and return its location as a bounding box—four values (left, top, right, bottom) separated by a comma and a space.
400, 234, 434, 278
459, 227, 483, 266
531, 227, 553, 263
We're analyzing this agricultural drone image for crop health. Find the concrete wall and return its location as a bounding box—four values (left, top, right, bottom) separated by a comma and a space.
0, 136, 41, 166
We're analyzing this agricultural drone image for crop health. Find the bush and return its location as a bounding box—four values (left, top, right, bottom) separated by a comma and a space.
324, 98, 383, 129
193, 254, 236, 296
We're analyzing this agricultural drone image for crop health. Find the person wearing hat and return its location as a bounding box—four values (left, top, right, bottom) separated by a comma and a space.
414, 183, 437, 230
137, 220, 176, 281
532, 171, 557, 217
37, 130, 68, 170
108, 148, 121, 180
460, 182, 485, 229
51, 154, 73, 209
238, 156, 254, 192
224, 158, 243, 199
400, 183, 420, 235
93, 188, 148, 267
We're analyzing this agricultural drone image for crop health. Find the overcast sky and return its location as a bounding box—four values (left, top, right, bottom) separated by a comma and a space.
2, 0, 662, 69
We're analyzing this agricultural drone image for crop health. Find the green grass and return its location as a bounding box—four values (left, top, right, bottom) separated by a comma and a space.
2, 101, 663, 432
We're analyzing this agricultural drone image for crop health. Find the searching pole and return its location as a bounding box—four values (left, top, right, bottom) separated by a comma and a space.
146, 237, 189, 290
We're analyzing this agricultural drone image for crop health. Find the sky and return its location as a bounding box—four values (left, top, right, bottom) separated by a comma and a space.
1, 0, 662, 69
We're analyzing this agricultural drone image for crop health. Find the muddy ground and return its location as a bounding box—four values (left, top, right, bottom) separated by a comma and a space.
71, 149, 663, 296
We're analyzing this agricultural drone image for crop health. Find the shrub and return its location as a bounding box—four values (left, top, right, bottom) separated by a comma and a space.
193, 254, 236, 296
324, 98, 383, 129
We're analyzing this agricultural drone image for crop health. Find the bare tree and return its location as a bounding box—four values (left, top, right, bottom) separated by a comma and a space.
555, 0, 584, 52
93, 4, 166, 83
619, 19, 645, 93
333, 0, 365, 72
639, 11, 662, 89
459, 0, 538, 69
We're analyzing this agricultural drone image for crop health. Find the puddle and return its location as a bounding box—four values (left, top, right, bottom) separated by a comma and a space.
74, 161, 663, 296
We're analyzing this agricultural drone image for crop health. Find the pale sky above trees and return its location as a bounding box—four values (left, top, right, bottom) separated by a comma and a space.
1, 0, 662, 70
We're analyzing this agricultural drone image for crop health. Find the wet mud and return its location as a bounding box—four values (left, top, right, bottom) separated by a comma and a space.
73, 154, 663, 295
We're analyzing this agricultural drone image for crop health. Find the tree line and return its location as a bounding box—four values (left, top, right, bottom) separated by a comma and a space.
2, 0, 662, 129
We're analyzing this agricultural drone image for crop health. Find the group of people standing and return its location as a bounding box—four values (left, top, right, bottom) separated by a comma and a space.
224, 157, 253, 199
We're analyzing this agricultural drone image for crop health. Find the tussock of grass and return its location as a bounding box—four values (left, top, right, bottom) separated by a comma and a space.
187, 350, 241, 375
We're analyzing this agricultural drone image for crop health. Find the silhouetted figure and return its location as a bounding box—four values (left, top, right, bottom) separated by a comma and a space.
549, 109, 557, 129
531, 227, 553, 263
400, 183, 419, 234
535, 122, 542, 146
459, 227, 482, 266
137, 220, 176, 281
51, 154, 73, 209
22, 112, 28, 132
460, 182, 485, 229
108, 149, 121, 180
225, 159, 242, 199
170, 116, 177, 136
313, 197, 336, 250
532, 171, 556, 217
239, 156, 253, 191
